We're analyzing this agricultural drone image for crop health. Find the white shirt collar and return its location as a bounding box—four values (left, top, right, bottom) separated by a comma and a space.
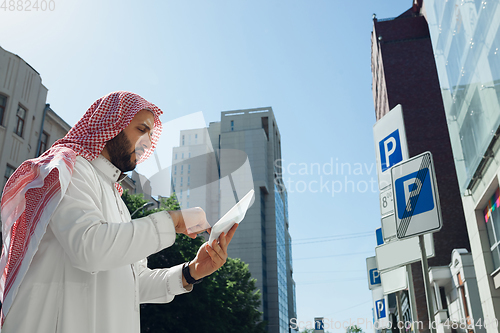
90, 155, 122, 182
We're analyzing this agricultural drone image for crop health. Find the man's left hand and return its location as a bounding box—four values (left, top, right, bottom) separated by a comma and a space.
186, 223, 238, 283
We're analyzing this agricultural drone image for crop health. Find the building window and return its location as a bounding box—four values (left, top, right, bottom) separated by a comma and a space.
174, 165, 177, 175
231, 120, 234, 131
182, 153, 184, 159
181, 165, 184, 175
188, 152, 191, 158
182, 135, 185, 146
438, 287, 448, 310
175, 153, 177, 160
180, 177, 183, 187
187, 188, 190, 198
188, 164, 190, 174
174, 177, 177, 185
484, 188, 500, 269
195, 134, 198, 144
187, 176, 190, 186
0, 94, 7, 126
4, 164, 15, 186
15, 105, 27, 137
38, 131, 49, 156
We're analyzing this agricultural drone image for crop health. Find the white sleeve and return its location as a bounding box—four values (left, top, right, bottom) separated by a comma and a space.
49, 159, 176, 273
136, 258, 192, 304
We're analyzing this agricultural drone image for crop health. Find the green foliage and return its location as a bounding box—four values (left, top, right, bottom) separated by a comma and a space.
121, 191, 266, 333
346, 325, 363, 333
121, 190, 180, 219
299, 328, 333, 333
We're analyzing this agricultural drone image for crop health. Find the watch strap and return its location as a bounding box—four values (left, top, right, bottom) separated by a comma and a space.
182, 261, 203, 285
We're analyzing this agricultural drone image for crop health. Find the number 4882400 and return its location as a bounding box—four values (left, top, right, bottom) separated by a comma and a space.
1, 0, 56, 11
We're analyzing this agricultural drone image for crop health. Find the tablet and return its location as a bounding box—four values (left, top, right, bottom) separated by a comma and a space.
208, 189, 255, 246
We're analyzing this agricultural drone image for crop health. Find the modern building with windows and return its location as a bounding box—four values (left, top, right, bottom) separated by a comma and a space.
423, 0, 500, 330
170, 107, 297, 333
0, 46, 71, 189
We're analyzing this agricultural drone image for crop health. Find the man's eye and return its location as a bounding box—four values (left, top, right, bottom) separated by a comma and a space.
138, 128, 146, 133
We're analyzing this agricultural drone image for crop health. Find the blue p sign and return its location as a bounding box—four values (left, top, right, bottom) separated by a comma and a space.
369, 268, 381, 285
379, 129, 403, 172
395, 169, 434, 219
375, 299, 386, 319
315, 319, 324, 330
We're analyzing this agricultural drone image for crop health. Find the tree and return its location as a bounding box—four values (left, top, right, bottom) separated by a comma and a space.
346, 325, 364, 333
121, 191, 266, 333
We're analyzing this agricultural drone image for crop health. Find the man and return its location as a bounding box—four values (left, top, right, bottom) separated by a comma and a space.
0, 91, 236, 332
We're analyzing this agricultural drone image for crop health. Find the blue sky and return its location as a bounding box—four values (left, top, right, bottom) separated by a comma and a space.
1, 0, 413, 331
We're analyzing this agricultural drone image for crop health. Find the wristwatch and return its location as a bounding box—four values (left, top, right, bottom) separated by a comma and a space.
182, 261, 203, 285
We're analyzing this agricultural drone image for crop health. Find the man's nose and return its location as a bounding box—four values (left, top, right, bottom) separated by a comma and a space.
139, 134, 152, 150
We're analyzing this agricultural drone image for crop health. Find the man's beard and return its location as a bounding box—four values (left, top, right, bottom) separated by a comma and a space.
105, 131, 137, 172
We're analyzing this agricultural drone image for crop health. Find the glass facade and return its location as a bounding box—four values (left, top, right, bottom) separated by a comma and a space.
275, 184, 288, 333
426, 0, 500, 190
483, 188, 500, 270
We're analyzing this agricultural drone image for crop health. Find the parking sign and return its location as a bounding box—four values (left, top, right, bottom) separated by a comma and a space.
391, 152, 442, 239
373, 105, 409, 190
366, 256, 381, 290
379, 129, 403, 172
371, 286, 389, 328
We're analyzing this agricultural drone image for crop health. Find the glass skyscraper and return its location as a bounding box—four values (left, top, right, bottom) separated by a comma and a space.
426, 0, 500, 191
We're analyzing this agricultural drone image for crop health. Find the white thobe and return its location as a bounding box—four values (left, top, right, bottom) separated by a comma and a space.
3, 155, 191, 333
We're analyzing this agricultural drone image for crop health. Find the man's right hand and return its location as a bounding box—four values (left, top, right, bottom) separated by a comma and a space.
168, 208, 211, 239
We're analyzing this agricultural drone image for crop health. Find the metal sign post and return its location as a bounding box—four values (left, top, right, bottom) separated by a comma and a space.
419, 235, 436, 333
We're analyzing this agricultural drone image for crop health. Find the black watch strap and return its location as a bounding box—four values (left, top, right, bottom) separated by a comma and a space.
182, 262, 203, 285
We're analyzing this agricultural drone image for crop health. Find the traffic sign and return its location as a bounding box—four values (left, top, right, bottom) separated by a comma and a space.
381, 214, 396, 243
373, 105, 409, 190
366, 256, 381, 290
380, 266, 407, 295
372, 286, 389, 328
375, 228, 384, 246
391, 151, 442, 239
375, 233, 434, 272
379, 186, 394, 216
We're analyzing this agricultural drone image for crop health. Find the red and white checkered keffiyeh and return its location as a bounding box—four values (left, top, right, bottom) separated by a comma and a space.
0, 91, 163, 325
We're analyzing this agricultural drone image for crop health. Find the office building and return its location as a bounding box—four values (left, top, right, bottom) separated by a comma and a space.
171, 107, 297, 333
424, 0, 500, 330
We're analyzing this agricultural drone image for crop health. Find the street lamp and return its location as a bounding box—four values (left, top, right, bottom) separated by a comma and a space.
131, 202, 155, 218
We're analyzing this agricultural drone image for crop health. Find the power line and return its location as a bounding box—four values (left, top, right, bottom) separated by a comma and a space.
229, 231, 374, 250
295, 277, 366, 285
293, 269, 365, 274
294, 251, 373, 261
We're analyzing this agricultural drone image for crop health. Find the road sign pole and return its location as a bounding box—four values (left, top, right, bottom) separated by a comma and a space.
396, 291, 403, 333
419, 235, 436, 333
406, 264, 420, 333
